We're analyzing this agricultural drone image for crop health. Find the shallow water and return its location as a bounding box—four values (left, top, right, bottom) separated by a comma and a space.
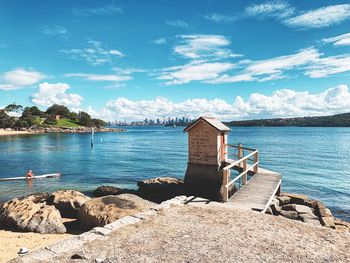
0, 127, 349, 221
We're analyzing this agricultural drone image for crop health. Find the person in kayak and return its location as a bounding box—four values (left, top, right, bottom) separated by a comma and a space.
26, 170, 34, 179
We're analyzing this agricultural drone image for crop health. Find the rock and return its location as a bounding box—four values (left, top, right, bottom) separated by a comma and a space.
270, 198, 282, 215
314, 201, 333, 218
78, 194, 155, 230
93, 186, 136, 197
282, 204, 314, 215
280, 210, 298, 220
0, 198, 66, 234
320, 216, 336, 229
265, 207, 273, 215
335, 225, 349, 232
19, 192, 51, 204
48, 190, 90, 218
280, 192, 310, 205
334, 219, 350, 229
137, 177, 184, 203
276, 196, 291, 206
298, 213, 321, 226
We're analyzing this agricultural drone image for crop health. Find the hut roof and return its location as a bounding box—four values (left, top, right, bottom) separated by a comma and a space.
184, 117, 231, 132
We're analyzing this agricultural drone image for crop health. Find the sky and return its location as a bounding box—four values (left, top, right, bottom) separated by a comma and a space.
1, 0, 350, 121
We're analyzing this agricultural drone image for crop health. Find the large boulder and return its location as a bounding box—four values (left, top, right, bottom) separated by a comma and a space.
93, 186, 137, 197
48, 190, 90, 218
314, 201, 335, 229
280, 192, 311, 206
19, 192, 51, 204
137, 177, 184, 203
78, 194, 155, 230
0, 198, 66, 234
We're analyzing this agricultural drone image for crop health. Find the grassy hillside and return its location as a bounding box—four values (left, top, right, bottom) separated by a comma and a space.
56, 118, 82, 128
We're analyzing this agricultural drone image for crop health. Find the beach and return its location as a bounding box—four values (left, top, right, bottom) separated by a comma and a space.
0, 130, 34, 136
0, 229, 70, 263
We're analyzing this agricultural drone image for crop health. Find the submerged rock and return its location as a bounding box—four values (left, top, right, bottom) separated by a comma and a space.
48, 190, 90, 218
78, 194, 155, 230
0, 198, 66, 234
137, 177, 184, 203
93, 186, 136, 197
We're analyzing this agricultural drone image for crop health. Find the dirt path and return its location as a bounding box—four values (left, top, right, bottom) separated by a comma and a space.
13, 204, 350, 263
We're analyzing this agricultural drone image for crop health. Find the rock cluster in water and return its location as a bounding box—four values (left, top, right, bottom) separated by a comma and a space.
267, 192, 350, 232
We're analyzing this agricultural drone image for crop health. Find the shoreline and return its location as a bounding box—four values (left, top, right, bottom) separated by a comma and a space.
0, 127, 126, 137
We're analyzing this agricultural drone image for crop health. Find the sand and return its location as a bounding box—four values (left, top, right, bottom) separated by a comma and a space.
0, 130, 33, 137
0, 229, 71, 263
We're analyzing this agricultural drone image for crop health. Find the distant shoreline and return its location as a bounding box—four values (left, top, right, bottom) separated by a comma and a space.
0, 127, 126, 137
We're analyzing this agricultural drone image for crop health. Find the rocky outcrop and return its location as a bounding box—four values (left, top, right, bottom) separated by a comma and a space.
48, 190, 90, 218
137, 177, 185, 203
78, 194, 155, 230
0, 198, 66, 234
19, 192, 51, 204
93, 186, 137, 197
268, 192, 348, 231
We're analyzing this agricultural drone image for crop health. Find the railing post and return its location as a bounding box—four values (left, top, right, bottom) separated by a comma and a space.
253, 151, 259, 174
222, 169, 229, 202
238, 143, 243, 168
242, 158, 247, 185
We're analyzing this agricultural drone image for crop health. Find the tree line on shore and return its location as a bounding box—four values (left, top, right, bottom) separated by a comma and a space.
0, 103, 106, 129
225, 112, 350, 127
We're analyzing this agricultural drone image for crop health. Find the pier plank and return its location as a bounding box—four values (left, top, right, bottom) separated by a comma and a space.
228, 168, 282, 212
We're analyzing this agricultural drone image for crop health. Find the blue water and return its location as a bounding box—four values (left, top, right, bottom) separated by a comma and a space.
0, 127, 349, 221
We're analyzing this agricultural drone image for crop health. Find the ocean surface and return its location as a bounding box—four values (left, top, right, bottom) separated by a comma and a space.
0, 126, 349, 221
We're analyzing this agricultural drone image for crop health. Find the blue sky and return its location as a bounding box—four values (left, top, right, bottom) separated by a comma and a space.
1, 0, 350, 120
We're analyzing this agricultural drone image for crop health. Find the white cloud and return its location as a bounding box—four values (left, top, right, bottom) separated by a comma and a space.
65, 73, 132, 82
245, 1, 295, 19
305, 54, 350, 78
166, 20, 188, 28
203, 13, 236, 23
40, 25, 68, 37
208, 48, 350, 84
284, 4, 350, 28
61, 40, 124, 66
73, 4, 123, 16
174, 35, 239, 60
152, 38, 167, 45
90, 85, 350, 121
31, 82, 83, 108
323, 32, 350, 47
0, 68, 46, 90
159, 61, 235, 85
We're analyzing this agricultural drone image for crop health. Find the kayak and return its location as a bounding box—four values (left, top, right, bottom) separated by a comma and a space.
0, 173, 61, 182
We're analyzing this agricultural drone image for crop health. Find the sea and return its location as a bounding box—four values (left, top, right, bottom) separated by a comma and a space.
0, 126, 349, 221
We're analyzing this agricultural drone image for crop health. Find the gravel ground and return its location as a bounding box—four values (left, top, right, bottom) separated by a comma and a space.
17, 203, 350, 263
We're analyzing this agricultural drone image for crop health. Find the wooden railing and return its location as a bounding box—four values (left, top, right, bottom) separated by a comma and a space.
222, 144, 259, 202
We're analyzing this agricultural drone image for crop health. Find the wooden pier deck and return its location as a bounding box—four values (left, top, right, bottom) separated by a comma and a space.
227, 167, 282, 213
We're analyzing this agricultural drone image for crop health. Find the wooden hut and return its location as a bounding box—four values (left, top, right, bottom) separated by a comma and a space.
184, 117, 231, 200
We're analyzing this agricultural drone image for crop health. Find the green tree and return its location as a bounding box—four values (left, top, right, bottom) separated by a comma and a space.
46, 104, 70, 118
69, 112, 79, 122
0, 110, 15, 128
78, 111, 93, 127
92, 118, 106, 128
44, 115, 58, 125
4, 103, 23, 114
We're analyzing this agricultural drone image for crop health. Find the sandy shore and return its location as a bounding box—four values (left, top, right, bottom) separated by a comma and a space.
0, 230, 71, 263
0, 130, 34, 136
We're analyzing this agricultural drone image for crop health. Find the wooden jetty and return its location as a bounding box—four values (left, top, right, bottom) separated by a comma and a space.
222, 144, 282, 213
